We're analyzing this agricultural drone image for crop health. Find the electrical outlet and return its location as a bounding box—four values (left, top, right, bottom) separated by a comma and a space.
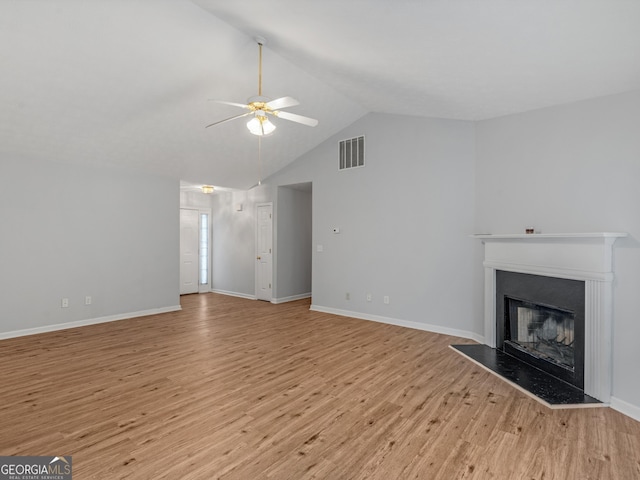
345, 292, 350, 300
61, 298, 69, 308
366, 293, 372, 302
383, 296, 390, 304
85, 296, 92, 305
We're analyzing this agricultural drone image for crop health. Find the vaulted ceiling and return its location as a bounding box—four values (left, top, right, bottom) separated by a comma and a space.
2, 1, 639, 190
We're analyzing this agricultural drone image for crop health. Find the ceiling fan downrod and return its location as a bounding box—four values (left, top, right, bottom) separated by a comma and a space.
256, 36, 265, 97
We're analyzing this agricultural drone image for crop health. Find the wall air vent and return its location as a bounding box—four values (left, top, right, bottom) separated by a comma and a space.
339, 135, 365, 170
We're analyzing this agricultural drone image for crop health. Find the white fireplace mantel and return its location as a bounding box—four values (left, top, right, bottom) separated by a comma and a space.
473, 232, 627, 403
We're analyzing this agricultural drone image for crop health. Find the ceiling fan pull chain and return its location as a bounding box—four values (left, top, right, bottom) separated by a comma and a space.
257, 135, 262, 186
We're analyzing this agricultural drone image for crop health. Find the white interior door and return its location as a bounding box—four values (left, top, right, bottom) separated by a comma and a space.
180, 208, 199, 295
256, 203, 273, 301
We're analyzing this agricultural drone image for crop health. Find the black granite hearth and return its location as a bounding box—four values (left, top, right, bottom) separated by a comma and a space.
451, 344, 601, 407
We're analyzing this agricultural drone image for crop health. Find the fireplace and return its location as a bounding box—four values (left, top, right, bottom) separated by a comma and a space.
496, 271, 585, 390
469, 232, 626, 404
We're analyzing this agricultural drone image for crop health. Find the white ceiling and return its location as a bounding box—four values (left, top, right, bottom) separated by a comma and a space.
2, 1, 639, 190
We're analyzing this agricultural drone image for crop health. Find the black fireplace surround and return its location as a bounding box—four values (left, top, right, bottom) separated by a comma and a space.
496, 270, 585, 390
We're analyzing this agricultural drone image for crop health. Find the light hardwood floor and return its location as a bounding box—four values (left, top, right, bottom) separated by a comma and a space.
1, 293, 639, 479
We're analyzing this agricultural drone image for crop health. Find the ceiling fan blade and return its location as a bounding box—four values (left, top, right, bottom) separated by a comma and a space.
205, 111, 252, 128
274, 110, 318, 127
266, 96, 299, 110
212, 100, 252, 110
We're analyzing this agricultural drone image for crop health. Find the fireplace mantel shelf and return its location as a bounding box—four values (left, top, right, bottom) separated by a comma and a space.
472, 232, 627, 240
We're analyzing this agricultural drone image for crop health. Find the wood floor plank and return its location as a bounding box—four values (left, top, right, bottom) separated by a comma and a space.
1, 293, 640, 479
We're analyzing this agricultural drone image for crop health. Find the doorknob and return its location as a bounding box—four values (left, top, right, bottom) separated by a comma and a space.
257, 256, 261, 260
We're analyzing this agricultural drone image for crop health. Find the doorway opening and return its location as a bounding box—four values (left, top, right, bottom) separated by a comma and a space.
273, 183, 312, 304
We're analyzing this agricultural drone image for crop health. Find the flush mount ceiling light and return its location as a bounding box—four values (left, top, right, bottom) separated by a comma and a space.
206, 37, 318, 136
201, 185, 214, 194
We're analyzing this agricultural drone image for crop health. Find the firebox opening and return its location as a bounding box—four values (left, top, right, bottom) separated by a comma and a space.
496, 271, 585, 391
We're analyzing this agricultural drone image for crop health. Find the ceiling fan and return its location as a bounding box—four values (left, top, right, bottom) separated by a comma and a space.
206, 37, 318, 136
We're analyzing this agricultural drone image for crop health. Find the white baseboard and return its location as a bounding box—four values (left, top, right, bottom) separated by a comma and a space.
309, 304, 485, 344
0, 305, 182, 340
271, 293, 312, 304
610, 396, 640, 423
210, 289, 257, 301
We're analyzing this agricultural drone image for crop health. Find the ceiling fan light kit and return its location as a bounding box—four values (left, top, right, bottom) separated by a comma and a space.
206, 37, 318, 137
247, 111, 276, 136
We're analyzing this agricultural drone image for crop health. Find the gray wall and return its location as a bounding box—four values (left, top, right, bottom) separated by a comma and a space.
0, 156, 180, 336
475, 89, 640, 412
268, 113, 479, 337
275, 184, 312, 301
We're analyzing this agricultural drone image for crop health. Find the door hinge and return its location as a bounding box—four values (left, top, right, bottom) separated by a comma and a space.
269, 283, 271, 289
269, 248, 272, 253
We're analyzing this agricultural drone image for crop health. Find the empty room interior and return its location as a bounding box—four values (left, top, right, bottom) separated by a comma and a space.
1, 1, 640, 478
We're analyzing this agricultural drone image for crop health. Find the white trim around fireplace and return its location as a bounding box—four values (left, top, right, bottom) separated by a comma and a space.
473, 232, 627, 403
